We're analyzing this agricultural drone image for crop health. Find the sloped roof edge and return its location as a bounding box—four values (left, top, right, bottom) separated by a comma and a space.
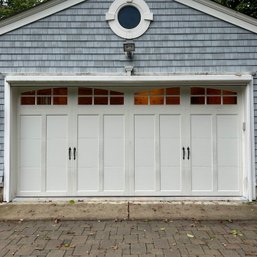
175, 0, 257, 34
0, 0, 257, 35
0, 0, 86, 35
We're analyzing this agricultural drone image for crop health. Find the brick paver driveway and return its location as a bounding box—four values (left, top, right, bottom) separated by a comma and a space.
0, 220, 256, 257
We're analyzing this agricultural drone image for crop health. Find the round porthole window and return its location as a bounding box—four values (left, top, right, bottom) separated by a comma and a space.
105, 0, 153, 39
118, 6, 141, 29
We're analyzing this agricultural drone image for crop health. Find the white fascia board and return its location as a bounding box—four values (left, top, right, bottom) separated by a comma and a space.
175, 0, 257, 34
6, 74, 253, 84
0, 0, 86, 35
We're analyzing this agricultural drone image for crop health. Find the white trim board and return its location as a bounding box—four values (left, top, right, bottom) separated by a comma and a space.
3, 74, 256, 202
5, 74, 253, 84
175, 0, 257, 34
0, 0, 257, 35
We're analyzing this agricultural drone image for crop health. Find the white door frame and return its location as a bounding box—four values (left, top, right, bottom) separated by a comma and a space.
4, 74, 255, 202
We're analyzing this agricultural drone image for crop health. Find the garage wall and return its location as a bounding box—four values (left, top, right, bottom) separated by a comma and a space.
0, 0, 257, 73
0, 0, 257, 181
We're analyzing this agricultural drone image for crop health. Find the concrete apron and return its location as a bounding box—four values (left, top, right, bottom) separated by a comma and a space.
0, 201, 257, 221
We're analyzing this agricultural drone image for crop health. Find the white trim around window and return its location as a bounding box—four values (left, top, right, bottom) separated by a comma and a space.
105, 0, 153, 39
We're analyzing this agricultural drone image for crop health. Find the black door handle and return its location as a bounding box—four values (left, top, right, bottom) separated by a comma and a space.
187, 147, 190, 160
182, 147, 185, 160
73, 147, 76, 160
68, 147, 71, 160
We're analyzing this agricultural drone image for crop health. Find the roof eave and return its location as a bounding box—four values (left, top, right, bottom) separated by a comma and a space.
175, 0, 257, 34
0, 0, 86, 35
0, 0, 257, 36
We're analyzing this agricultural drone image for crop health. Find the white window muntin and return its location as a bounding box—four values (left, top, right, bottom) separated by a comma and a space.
105, 0, 153, 39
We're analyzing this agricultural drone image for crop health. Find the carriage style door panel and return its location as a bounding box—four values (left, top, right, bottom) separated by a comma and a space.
17, 86, 243, 197
76, 114, 126, 194
189, 88, 241, 195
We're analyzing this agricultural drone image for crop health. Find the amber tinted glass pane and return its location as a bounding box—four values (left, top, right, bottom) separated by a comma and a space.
149, 89, 165, 95
166, 87, 180, 95
166, 97, 180, 105
21, 97, 35, 105
207, 96, 221, 105
207, 88, 221, 95
37, 97, 51, 105
110, 97, 124, 105
110, 91, 123, 95
37, 89, 51, 95
191, 87, 205, 95
223, 90, 237, 95
191, 96, 205, 104
53, 88, 67, 95
150, 96, 164, 105
94, 89, 108, 95
53, 97, 67, 105
223, 97, 237, 105
135, 91, 148, 96
78, 88, 93, 95
134, 96, 148, 105
21, 90, 35, 96
78, 97, 92, 105
94, 97, 108, 105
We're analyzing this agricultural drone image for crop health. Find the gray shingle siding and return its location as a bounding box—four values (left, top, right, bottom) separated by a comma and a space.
0, 0, 257, 182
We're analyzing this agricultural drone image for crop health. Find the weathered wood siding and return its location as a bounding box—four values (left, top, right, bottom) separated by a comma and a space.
0, 0, 257, 181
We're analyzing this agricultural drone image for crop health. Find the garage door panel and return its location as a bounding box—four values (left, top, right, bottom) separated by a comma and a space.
78, 139, 99, 167
217, 115, 240, 192
192, 167, 213, 191
160, 115, 181, 166
217, 115, 238, 138
103, 115, 125, 191
218, 167, 239, 191
104, 167, 125, 191
135, 139, 155, 166
77, 116, 99, 192
104, 115, 125, 166
135, 115, 155, 138
161, 167, 181, 191
46, 167, 67, 192
19, 116, 42, 193
77, 168, 99, 191
192, 139, 212, 166
20, 168, 41, 192
78, 115, 99, 138
160, 138, 181, 165
47, 139, 68, 165
160, 115, 181, 137
47, 116, 68, 138
20, 115, 42, 138
135, 167, 155, 191
20, 139, 42, 167
46, 116, 68, 193
191, 115, 213, 191
159, 115, 182, 192
104, 115, 124, 138
104, 139, 124, 166
218, 139, 239, 166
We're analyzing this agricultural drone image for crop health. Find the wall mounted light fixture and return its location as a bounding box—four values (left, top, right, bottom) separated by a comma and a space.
123, 41, 135, 59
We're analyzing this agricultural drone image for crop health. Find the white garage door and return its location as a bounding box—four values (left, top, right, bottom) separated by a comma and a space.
17, 86, 243, 197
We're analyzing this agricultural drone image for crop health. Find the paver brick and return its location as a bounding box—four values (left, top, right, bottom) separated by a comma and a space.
0, 220, 256, 257
46, 249, 65, 257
